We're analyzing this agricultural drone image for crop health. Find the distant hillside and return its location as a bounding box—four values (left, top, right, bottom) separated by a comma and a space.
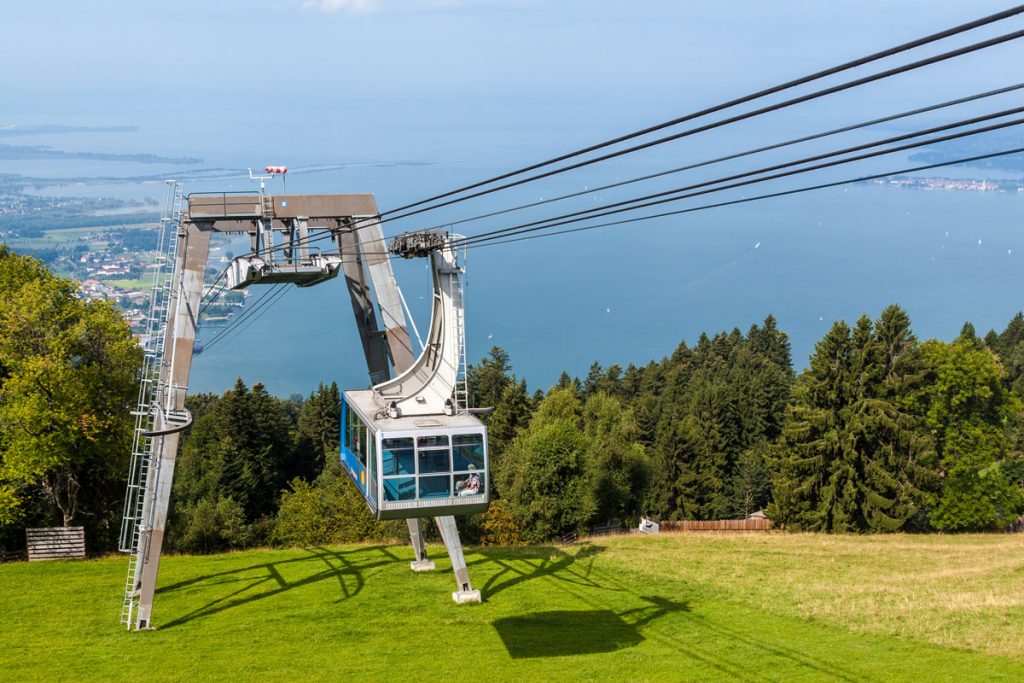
0, 144, 200, 165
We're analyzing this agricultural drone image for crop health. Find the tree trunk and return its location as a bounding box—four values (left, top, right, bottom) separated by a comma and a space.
41, 466, 80, 527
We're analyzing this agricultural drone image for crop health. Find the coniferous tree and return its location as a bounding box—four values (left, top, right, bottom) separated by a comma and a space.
988, 312, 1024, 396
773, 307, 938, 532
296, 381, 341, 480
856, 306, 935, 531
633, 393, 661, 448
467, 346, 513, 410
770, 321, 854, 531
622, 364, 644, 400
598, 364, 625, 398
172, 380, 316, 549
582, 361, 604, 398
640, 315, 792, 521
646, 414, 705, 520
487, 378, 533, 477
727, 445, 772, 518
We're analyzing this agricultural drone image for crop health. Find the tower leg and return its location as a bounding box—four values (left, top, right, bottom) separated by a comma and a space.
134, 225, 211, 629
407, 518, 435, 572
434, 515, 480, 604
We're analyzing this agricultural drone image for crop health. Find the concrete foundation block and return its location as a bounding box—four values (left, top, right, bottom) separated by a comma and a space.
452, 589, 481, 604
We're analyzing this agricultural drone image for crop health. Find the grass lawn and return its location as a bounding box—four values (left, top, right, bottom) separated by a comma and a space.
4, 223, 159, 253
3, 235, 108, 252
2, 533, 1023, 681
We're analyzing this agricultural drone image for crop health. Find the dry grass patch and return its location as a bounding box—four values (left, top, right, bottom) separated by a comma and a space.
598, 532, 1024, 657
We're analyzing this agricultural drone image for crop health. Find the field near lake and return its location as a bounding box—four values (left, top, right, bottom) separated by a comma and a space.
3, 533, 1023, 681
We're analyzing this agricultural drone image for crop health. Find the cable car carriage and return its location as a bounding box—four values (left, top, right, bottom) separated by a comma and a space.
342, 392, 488, 519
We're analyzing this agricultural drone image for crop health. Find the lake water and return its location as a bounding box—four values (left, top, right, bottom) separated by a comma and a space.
5, 124, 1023, 397
186, 182, 1023, 396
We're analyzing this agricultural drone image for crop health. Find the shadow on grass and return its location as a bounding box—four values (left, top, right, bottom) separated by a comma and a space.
494, 596, 690, 658
471, 544, 610, 600
545, 558, 870, 682
495, 610, 641, 658
155, 545, 401, 629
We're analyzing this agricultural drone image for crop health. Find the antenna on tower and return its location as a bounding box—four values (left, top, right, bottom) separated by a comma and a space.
247, 167, 272, 195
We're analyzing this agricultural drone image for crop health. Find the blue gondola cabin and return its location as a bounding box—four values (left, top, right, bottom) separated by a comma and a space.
341, 389, 489, 520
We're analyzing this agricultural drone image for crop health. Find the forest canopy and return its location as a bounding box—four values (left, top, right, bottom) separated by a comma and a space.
1, 248, 1022, 554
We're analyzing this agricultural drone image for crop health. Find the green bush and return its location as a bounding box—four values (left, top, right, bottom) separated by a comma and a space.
174, 496, 247, 554
273, 462, 404, 547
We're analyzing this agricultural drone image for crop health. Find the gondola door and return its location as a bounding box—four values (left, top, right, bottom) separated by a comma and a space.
341, 398, 377, 515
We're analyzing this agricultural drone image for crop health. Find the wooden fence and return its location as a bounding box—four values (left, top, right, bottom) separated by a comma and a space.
26, 527, 86, 561
659, 518, 772, 532
589, 522, 625, 537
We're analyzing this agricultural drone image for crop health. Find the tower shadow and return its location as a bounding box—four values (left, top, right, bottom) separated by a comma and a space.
470, 544, 609, 599
154, 545, 400, 629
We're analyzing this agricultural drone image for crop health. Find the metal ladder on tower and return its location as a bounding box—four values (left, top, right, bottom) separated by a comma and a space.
449, 249, 469, 414
118, 180, 185, 628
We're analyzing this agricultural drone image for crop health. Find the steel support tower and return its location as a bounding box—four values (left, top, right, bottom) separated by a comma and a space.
119, 190, 475, 629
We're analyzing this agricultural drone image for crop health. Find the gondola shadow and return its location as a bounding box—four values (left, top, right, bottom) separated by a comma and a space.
154, 545, 401, 629
494, 610, 641, 658
493, 596, 690, 659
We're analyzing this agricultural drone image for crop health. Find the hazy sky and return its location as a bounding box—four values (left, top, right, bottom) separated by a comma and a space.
5, 1, 1024, 386
4, 1, 1022, 118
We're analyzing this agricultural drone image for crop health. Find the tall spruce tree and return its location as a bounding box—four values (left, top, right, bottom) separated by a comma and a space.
771, 307, 937, 532
467, 346, 513, 410
770, 320, 854, 531
487, 378, 533, 480
295, 381, 341, 480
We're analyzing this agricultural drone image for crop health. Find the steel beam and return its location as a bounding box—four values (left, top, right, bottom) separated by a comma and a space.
336, 227, 391, 385
187, 193, 378, 222
355, 213, 416, 374
435, 515, 480, 603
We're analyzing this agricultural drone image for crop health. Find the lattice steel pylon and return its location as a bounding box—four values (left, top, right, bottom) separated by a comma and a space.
118, 180, 185, 628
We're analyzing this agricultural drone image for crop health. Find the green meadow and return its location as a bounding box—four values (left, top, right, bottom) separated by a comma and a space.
3, 533, 1023, 681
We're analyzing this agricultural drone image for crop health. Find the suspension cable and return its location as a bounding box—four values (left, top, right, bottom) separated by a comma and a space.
370, 5, 1024, 220
458, 115, 1024, 247
242, 27, 1024, 261
417, 82, 1024, 232
471, 147, 1024, 250
201, 284, 285, 354
375, 27, 1024, 227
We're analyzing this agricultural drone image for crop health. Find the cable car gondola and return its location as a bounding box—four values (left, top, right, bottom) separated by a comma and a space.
341, 392, 488, 519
